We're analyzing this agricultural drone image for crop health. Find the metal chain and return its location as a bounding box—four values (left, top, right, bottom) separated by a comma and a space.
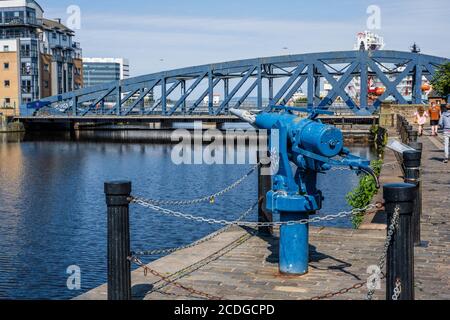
129, 256, 223, 300
330, 161, 400, 172
141, 164, 260, 206
308, 270, 387, 300
310, 205, 400, 301
131, 201, 258, 257
131, 197, 378, 228
392, 278, 402, 301
309, 281, 366, 300
366, 205, 400, 300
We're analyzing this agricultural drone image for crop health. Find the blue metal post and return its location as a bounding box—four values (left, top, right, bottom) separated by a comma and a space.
413, 60, 423, 104
72, 96, 77, 116
208, 71, 214, 115
280, 212, 310, 274
307, 64, 314, 107
269, 78, 274, 106
161, 78, 167, 115
257, 65, 263, 110
224, 78, 229, 114
181, 80, 186, 114
314, 70, 321, 106
115, 86, 122, 115
360, 54, 368, 109
140, 87, 145, 115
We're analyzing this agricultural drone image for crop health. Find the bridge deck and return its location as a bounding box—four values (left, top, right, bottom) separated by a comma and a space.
16, 115, 379, 124
76, 132, 449, 300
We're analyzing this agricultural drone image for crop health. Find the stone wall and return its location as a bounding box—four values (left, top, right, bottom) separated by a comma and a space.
380, 104, 425, 128
0, 115, 25, 133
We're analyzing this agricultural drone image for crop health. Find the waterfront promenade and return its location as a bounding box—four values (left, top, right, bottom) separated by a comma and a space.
77, 133, 449, 300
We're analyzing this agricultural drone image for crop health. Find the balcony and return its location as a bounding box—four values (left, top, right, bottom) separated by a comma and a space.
21, 87, 32, 94
20, 51, 38, 58
0, 17, 40, 27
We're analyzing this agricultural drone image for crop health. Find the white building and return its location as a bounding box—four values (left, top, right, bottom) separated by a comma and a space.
203, 94, 221, 106
82, 57, 130, 87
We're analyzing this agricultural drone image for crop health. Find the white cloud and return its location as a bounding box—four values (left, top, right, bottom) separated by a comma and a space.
57, 10, 448, 76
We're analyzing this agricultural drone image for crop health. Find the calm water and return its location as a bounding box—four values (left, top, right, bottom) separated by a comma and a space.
0, 131, 376, 299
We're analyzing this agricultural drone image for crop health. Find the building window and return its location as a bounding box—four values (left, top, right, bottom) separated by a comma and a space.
5, 98, 11, 105
3, 46, 9, 52
3, 63, 9, 70
52, 32, 57, 39
44, 64, 49, 72
62, 35, 67, 41
4, 80, 10, 88
44, 80, 49, 88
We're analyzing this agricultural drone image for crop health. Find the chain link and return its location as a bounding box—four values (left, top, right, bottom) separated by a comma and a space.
131, 201, 258, 257
140, 164, 260, 206
132, 197, 378, 228
309, 281, 366, 300
366, 205, 400, 300
129, 256, 222, 300
392, 278, 402, 300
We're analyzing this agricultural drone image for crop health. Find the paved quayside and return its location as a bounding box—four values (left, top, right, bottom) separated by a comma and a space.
77, 134, 449, 300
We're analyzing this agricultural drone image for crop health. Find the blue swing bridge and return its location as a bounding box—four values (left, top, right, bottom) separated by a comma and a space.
20, 50, 448, 123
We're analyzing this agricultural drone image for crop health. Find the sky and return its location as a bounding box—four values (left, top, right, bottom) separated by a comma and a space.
39, 0, 450, 77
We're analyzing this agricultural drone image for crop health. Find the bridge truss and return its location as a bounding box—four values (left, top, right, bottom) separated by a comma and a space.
27, 50, 448, 116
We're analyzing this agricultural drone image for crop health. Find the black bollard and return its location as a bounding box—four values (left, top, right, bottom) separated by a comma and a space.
403, 150, 422, 246
384, 183, 416, 300
257, 135, 273, 235
405, 125, 413, 144
396, 115, 401, 133
409, 130, 418, 143
408, 142, 423, 153
105, 181, 132, 300
258, 163, 273, 235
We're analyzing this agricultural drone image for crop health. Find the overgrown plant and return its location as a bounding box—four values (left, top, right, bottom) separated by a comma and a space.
346, 160, 383, 229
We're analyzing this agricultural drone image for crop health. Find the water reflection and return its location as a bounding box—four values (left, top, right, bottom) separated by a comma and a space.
0, 130, 376, 299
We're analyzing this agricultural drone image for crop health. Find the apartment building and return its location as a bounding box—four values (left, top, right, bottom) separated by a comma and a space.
0, 0, 83, 116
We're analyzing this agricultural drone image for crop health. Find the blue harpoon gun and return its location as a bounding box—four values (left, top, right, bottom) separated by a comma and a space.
231, 106, 379, 275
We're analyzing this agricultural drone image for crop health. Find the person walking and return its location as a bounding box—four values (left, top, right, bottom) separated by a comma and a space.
439, 104, 450, 163
414, 106, 428, 136
429, 102, 441, 136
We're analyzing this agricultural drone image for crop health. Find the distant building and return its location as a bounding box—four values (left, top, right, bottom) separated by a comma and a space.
203, 94, 221, 106
0, 0, 83, 116
82, 58, 129, 87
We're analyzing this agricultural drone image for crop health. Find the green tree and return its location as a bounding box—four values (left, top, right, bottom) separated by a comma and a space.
431, 62, 450, 98
346, 160, 383, 229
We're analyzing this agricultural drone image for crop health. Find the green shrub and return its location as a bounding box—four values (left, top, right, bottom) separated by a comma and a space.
346, 160, 383, 229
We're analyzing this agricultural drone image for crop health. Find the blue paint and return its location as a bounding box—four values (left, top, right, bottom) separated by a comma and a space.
246, 109, 376, 275
279, 212, 310, 275
24, 51, 448, 116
